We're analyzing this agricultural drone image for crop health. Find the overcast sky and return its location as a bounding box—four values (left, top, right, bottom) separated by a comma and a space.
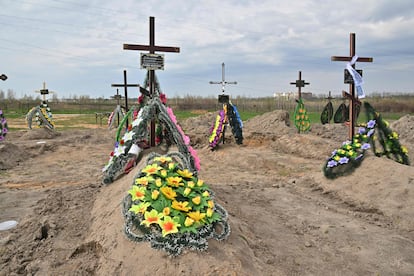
1, 0, 414, 100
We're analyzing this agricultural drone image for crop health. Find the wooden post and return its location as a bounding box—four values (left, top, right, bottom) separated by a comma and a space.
35, 82, 54, 102
111, 70, 139, 129
111, 88, 122, 125
331, 33, 373, 139
123, 16, 180, 147
290, 71, 309, 100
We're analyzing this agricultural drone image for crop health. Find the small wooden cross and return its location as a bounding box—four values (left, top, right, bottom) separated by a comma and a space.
111, 70, 139, 129
290, 71, 309, 100
331, 33, 373, 139
209, 63, 237, 94
35, 82, 54, 102
123, 16, 180, 147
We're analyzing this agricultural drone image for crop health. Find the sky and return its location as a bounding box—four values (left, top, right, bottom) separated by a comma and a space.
1, 0, 414, 100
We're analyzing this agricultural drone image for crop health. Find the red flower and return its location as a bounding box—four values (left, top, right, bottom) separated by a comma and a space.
128, 125, 132, 131
160, 93, 167, 104
110, 151, 114, 157
120, 139, 125, 145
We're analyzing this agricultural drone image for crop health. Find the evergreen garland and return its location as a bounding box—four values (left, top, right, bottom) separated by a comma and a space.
0, 109, 8, 141
320, 102, 333, 124
323, 102, 410, 179
226, 103, 243, 145
293, 98, 311, 133
333, 103, 347, 123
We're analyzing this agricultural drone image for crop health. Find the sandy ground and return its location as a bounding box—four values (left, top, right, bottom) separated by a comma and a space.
1, 111, 414, 276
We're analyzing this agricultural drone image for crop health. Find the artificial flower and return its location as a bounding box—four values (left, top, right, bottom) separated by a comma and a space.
151, 190, 160, 200
135, 176, 154, 186
191, 196, 201, 205
187, 211, 206, 222
141, 209, 164, 227
154, 156, 172, 164
177, 169, 193, 179
184, 217, 195, 227
160, 186, 177, 200
166, 176, 183, 187
183, 187, 191, 196
159, 216, 180, 237
171, 200, 192, 212
163, 207, 170, 216
128, 186, 147, 201
129, 202, 151, 214
142, 164, 162, 175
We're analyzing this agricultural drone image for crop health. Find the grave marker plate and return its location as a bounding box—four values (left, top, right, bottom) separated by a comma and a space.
141, 53, 164, 70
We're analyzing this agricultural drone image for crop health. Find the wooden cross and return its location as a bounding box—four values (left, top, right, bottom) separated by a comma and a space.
209, 63, 237, 94
111, 70, 139, 129
123, 16, 180, 147
331, 33, 373, 139
35, 82, 54, 102
290, 71, 309, 100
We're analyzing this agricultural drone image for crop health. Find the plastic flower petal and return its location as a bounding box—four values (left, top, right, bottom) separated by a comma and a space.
367, 120, 376, 128
151, 190, 160, 200
361, 143, 371, 150
339, 157, 349, 164
327, 160, 337, 168
188, 211, 206, 222
160, 186, 177, 200
135, 176, 154, 186
192, 196, 201, 205
160, 170, 168, 178
141, 209, 164, 227
142, 164, 161, 175
159, 216, 180, 237
184, 217, 195, 227
129, 202, 151, 214
183, 187, 191, 196
206, 208, 214, 218
197, 179, 204, 187
166, 176, 183, 187
154, 156, 172, 164
114, 145, 126, 157
163, 207, 170, 216
171, 200, 192, 212
177, 169, 193, 179
129, 186, 147, 201
155, 178, 162, 187
122, 131, 135, 142
187, 181, 195, 188
207, 200, 214, 209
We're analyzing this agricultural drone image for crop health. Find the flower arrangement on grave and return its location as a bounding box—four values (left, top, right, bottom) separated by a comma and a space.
102, 97, 200, 185
323, 102, 409, 179
0, 109, 8, 142
320, 101, 333, 124
208, 102, 243, 150
122, 152, 230, 256
293, 98, 310, 132
26, 101, 55, 130
108, 105, 126, 129
208, 109, 225, 150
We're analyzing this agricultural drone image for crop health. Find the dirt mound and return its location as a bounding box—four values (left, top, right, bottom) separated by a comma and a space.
19, 128, 61, 140
0, 143, 29, 170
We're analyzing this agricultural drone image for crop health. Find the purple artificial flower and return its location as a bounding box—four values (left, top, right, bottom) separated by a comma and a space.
367, 120, 376, 129
358, 127, 366, 134
339, 157, 349, 164
2, 128, 7, 134
327, 160, 338, 168
342, 140, 351, 146
367, 129, 374, 137
361, 143, 371, 150
0, 110, 2, 115
331, 149, 337, 157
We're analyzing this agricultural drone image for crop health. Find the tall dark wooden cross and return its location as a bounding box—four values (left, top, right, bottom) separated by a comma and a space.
123, 16, 180, 147
290, 71, 309, 100
331, 33, 373, 139
111, 70, 139, 129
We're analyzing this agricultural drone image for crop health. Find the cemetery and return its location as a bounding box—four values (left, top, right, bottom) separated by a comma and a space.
1, 12, 414, 276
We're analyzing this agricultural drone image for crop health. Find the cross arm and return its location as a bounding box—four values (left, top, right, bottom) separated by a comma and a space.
123, 44, 180, 53
331, 56, 373, 62
111, 84, 139, 87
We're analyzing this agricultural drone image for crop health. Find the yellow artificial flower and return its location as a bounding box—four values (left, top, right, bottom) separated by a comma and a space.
128, 186, 147, 201
402, 146, 408, 154
183, 187, 192, 196
135, 176, 154, 186
163, 207, 170, 216
207, 200, 214, 209
129, 202, 151, 214
187, 181, 195, 188
160, 169, 168, 178
171, 200, 192, 212
192, 196, 201, 205
142, 164, 161, 175
202, 191, 210, 197
166, 176, 183, 187
151, 190, 160, 200
154, 156, 172, 164
168, 162, 176, 170
177, 169, 193, 179
155, 178, 162, 187
141, 209, 164, 227
160, 186, 177, 200
206, 208, 214, 217
188, 211, 206, 222
159, 216, 180, 237
197, 179, 204, 187
184, 217, 195, 227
